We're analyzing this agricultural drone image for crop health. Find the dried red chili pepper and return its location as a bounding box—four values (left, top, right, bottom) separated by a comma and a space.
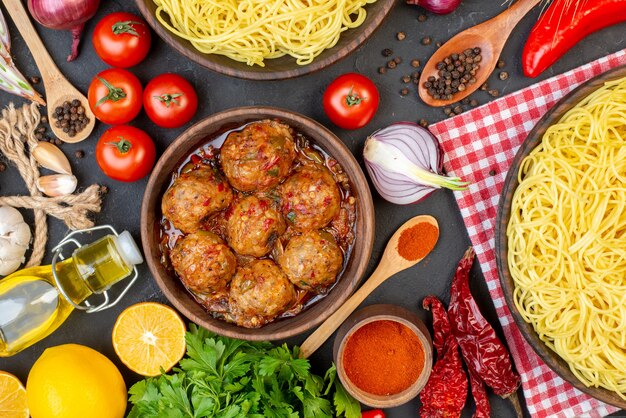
420, 296, 468, 418
447, 247, 522, 416
467, 367, 490, 418
361, 410, 385, 418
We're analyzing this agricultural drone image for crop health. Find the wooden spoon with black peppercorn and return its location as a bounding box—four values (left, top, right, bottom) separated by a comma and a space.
418, 0, 541, 107
3, 0, 95, 143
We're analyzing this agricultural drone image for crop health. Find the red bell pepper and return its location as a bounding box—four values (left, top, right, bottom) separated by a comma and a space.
523, 0, 626, 78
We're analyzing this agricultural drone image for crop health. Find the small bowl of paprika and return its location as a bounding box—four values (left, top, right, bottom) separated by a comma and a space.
333, 304, 433, 408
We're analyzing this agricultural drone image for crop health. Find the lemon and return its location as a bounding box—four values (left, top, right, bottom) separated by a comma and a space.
26, 344, 126, 418
112, 302, 186, 376
0, 371, 29, 418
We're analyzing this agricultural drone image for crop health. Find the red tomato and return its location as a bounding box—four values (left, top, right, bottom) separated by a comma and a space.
96, 125, 156, 182
323, 73, 380, 130
88, 68, 143, 125
92, 12, 151, 68
143, 74, 198, 128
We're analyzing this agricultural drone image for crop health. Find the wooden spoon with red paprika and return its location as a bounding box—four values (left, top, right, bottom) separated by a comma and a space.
299, 214, 439, 359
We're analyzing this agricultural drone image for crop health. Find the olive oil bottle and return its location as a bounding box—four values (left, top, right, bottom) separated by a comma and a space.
0, 228, 143, 357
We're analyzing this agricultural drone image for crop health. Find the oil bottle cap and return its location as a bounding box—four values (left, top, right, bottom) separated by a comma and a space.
115, 231, 144, 266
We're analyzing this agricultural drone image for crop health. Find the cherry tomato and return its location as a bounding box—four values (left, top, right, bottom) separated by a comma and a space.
323, 73, 380, 130
362, 410, 385, 418
88, 68, 142, 125
96, 125, 156, 182
92, 12, 151, 68
143, 74, 198, 128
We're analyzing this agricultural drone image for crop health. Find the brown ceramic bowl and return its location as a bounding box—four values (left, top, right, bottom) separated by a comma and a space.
496, 64, 626, 409
135, 0, 395, 80
141, 107, 375, 340
333, 304, 433, 408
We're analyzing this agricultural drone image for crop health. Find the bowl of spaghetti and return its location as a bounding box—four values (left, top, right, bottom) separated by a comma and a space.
496, 64, 626, 408
135, 0, 395, 80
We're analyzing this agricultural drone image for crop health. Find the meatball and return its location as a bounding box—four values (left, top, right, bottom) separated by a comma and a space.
162, 166, 233, 233
279, 165, 341, 231
226, 195, 286, 257
220, 120, 296, 192
169, 231, 237, 294
278, 231, 343, 291
229, 260, 296, 328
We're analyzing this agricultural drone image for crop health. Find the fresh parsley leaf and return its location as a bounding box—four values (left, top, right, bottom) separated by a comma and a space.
333, 380, 361, 418
302, 394, 332, 418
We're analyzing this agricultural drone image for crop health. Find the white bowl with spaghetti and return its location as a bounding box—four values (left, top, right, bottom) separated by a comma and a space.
135, 0, 395, 80
496, 64, 626, 409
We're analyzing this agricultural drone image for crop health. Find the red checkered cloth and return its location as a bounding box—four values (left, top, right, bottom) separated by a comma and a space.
430, 49, 626, 418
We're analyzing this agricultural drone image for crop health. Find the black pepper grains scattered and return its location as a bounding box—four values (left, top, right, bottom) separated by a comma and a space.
480, 83, 489, 91
53, 99, 89, 138
400, 88, 409, 96
397, 32, 406, 41
419, 119, 429, 127
499, 71, 509, 81
75, 150, 85, 159
497, 59, 506, 69
488, 89, 500, 97
411, 59, 421, 68
393, 56, 402, 64
0, 162, 6, 172
378, 66, 387, 74
387, 60, 397, 69
101, 185, 109, 194
418, 14, 427, 22
470, 99, 479, 107
421, 37, 432, 45
382, 48, 393, 57
423, 47, 482, 101
29, 76, 40, 84
401, 75, 411, 83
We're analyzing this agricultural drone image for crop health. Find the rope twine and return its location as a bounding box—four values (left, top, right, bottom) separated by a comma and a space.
0, 103, 104, 267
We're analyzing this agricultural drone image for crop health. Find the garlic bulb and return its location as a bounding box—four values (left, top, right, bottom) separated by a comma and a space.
0, 206, 31, 276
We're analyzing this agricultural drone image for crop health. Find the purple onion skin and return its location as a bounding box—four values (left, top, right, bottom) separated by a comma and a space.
406, 0, 462, 14
28, 0, 101, 61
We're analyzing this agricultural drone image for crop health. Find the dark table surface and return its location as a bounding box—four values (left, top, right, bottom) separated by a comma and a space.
1, 1, 625, 417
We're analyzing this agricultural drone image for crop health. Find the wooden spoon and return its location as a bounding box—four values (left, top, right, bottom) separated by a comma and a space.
2, 0, 95, 143
299, 215, 439, 359
418, 0, 541, 107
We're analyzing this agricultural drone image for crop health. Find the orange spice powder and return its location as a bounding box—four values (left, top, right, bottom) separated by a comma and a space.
342, 320, 425, 396
397, 221, 438, 261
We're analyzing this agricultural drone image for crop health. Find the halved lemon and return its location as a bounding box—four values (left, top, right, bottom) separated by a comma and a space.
0, 371, 28, 418
112, 302, 186, 376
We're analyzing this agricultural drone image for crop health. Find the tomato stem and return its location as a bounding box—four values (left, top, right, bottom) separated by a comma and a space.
345, 86, 365, 107
112, 21, 143, 36
96, 77, 127, 107
109, 137, 132, 154
155, 93, 183, 107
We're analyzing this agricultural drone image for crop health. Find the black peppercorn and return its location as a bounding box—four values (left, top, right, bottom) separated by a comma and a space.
411, 59, 420, 68
401, 75, 411, 83
421, 37, 432, 45
417, 14, 427, 22
378, 66, 387, 74
75, 150, 85, 159
499, 71, 509, 81
393, 56, 402, 64
470, 99, 478, 107
400, 88, 409, 96
419, 119, 429, 127
387, 60, 396, 69
382, 48, 393, 57
396, 32, 406, 41
497, 59, 506, 69
488, 89, 500, 97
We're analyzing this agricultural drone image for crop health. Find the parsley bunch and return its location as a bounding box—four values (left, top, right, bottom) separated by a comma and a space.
128, 324, 361, 418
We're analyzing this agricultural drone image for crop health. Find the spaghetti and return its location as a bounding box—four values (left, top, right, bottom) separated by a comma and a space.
508, 76, 626, 398
152, 0, 376, 67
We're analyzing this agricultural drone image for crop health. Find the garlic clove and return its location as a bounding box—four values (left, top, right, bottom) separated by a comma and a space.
36, 174, 77, 197
32, 141, 72, 175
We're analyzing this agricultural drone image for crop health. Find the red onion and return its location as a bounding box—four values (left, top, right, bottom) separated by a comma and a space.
363, 122, 468, 205
406, 0, 462, 14
28, 0, 100, 61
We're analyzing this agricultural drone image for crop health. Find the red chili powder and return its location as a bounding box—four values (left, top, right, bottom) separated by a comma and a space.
342, 320, 425, 396
397, 222, 438, 261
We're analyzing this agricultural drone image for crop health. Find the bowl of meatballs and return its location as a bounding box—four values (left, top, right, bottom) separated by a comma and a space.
141, 107, 375, 340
